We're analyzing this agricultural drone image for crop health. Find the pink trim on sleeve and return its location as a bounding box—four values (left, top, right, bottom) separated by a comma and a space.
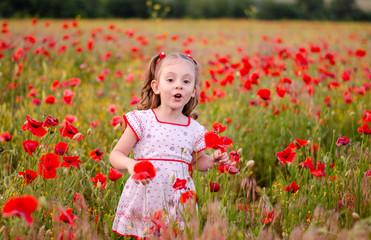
123, 115, 140, 141
196, 146, 207, 153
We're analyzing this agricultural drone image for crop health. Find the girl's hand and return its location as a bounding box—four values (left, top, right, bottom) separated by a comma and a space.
128, 161, 152, 185
212, 149, 230, 166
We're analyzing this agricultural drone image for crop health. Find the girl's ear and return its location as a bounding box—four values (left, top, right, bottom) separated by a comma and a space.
191, 87, 196, 98
151, 80, 160, 94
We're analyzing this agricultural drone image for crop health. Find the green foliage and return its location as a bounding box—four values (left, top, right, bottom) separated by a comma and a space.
0, 0, 370, 20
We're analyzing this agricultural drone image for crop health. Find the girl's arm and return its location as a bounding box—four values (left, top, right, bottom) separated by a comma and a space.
191, 149, 229, 172
109, 126, 138, 176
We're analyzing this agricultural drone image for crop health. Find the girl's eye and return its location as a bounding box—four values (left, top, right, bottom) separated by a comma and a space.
167, 78, 173, 82
184, 80, 190, 84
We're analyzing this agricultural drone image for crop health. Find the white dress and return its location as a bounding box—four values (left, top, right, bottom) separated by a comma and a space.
112, 109, 206, 238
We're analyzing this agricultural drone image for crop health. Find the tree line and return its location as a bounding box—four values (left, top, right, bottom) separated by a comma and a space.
0, 0, 370, 21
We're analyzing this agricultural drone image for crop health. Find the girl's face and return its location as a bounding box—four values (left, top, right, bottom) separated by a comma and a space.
151, 58, 196, 113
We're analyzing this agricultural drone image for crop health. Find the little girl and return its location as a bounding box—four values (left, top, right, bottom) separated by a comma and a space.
110, 52, 229, 239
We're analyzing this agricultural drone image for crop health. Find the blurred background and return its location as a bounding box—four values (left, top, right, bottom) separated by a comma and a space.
0, 0, 370, 21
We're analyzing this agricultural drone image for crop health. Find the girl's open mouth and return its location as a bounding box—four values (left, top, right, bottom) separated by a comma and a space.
174, 93, 182, 99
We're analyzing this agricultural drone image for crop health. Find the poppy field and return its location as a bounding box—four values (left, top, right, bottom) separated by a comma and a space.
0, 19, 370, 239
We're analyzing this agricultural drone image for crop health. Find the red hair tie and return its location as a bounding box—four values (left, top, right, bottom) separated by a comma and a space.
187, 54, 194, 61
156, 52, 166, 65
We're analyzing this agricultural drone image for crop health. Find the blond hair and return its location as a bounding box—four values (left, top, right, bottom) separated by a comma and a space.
138, 52, 200, 119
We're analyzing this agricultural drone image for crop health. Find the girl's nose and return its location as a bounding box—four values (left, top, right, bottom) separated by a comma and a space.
175, 82, 183, 89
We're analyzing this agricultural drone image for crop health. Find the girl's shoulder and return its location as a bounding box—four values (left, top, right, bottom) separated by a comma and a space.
124, 109, 152, 118
189, 118, 207, 132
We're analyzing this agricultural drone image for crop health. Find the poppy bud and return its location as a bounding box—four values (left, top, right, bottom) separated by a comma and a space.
0, 226, 5, 234
171, 175, 175, 183
96, 182, 101, 188
87, 128, 92, 135
4, 176, 11, 188
237, 148, 243, 154
209, 182, 220, 192
143, 227, 148, 235
227, 165, 239, 174
72, 133, 82, 140
63, 168, 68, 175
352, 212, 360, 220
114, 124, 121, 131
38, 196, 48, 209
246, 160, 255, 168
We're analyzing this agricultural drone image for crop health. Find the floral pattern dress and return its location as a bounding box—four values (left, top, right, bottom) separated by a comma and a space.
112, 109, 206, 238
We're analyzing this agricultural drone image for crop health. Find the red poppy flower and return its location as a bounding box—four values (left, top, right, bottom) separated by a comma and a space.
298, 157, 315, 170
110, 116, 123, 127
57, 230, 74, 240
302, 74, 312, 85
90, 172, 107, 189
355, 49, 366, 57
54, 142, 68, 155
276, 147, 296, 164
343, 91, 353, 104
132, 160, 156, 180
180, 190, 197, 204
45, 95, 55, 104
55, 208, 78, 227
276, 85, 286, 98
172, 178, 187, 192
287, 138, 308, 149
31, 98, 41, 106
218, 164, 239, 174
22, 140, 39, 155
129, 94, 141, 105
43, 116, 59, 128
209, 182, 220, 192
310, 45, 321, 53
62, 89, 75, 105
229, 150, 240, 164
68, 77, 81, 87
61, 156, 82, 168
357, 124, 371, 135
336, 136, 350, 146
73, 193, 85, 208
22, 116, 47, 137
19, 169, 38, 185
0, 132, 12, 142
262, 209, 275, 224
109, 168, 123, 181
212, 122, 226, 133
90, 148, 104, 162
59, 121, 84, 141
63, 115, 78, 125
220, 136, 233, 146
257, 88, 271, 101
365, 171, 371, 177
358, 110, 371, 124
310, 160, 326, 178
238, 203, 251, 211
2, 195, 38, 226
37, 153, 61, 179
284, 181, 300, 193
205, 131, 220, 149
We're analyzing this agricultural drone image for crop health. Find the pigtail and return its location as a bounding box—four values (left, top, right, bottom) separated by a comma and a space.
138, 55, 161, 111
